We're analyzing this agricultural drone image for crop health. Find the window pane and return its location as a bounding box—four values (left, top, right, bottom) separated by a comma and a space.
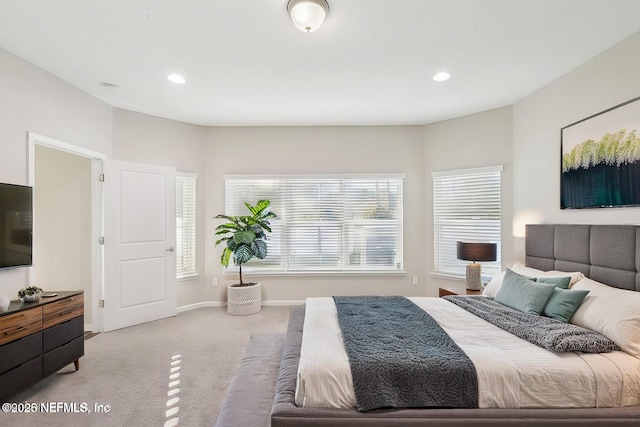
433, 166, 502, 278
346, 223, 399, 268
289, 223, 341, 268
225, 175, 404, 273
176, 174, 197, 278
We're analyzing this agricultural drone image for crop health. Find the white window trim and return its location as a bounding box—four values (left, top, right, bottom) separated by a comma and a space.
224, 173, 406, 180
222, 268, 407, 278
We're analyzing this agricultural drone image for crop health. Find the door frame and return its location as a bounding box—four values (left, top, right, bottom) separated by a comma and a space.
27, 132, 106, 332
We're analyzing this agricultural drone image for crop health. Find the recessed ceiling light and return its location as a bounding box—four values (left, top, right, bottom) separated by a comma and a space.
167, 74, 186, 84
433, 72, 451, 82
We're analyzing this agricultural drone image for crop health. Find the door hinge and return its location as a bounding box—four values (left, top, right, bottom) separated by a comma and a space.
98, 173, 105, 182
98, 237, 105, 245
99, 299, 104, 308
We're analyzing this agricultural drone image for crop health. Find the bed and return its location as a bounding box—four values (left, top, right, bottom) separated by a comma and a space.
270, 224, 640, 426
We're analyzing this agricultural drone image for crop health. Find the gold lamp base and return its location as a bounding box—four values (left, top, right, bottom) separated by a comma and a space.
465, 262, 482, 290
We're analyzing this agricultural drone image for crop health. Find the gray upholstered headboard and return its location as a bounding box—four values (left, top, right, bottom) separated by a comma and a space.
525, 224, 640, 292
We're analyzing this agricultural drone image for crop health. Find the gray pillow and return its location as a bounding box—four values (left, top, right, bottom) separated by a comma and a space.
494, 269, 556, 315
536, 276, 571, 289
543, 288, 589, 323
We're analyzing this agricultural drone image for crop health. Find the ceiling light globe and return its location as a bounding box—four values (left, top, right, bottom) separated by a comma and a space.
433, 72, 451, 82
288, 0, 329, 33
167, 74, 186, 84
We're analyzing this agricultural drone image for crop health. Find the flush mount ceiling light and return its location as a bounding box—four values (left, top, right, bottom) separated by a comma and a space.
287, 0, 329, 33
167, 74, 186, 84
433, 72, 451, 82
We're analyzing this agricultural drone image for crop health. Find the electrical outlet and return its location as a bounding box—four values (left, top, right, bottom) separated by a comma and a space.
212, 278, 218, 287
412, 276, 419, 286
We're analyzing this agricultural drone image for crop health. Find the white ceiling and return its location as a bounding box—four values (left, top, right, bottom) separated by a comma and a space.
1, 0, 639, 127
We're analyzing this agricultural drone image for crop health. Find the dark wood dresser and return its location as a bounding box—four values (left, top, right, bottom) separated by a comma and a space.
0, 291, 84, 401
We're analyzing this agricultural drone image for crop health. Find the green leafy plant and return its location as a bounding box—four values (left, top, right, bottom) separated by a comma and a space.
214, 200, 276, 286
18, 286, 43, 301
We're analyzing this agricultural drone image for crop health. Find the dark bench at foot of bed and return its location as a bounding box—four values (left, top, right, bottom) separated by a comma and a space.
215, 333, 285, 427
270, 305, 640, 427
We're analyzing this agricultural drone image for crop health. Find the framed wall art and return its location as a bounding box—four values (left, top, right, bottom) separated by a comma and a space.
561, 96, 640, 209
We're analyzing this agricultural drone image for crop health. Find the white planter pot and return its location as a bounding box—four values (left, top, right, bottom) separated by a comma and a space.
227, 282, 261, 315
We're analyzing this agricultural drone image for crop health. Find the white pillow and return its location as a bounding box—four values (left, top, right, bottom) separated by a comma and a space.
482, 271, 505, 297
511, 262, 585, 286
570, 278, 640, 357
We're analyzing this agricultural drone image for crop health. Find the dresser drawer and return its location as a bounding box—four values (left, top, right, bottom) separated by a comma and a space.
0, 356, 42, 402
0, 307, 42, 346
43, 336, 84, 377
43, 316, 84, 353
0, 331, 42, 375
43, 294, 83, 316
43, 295, 84, 329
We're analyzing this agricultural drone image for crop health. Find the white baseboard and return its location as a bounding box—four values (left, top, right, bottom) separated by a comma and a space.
176, 300, 303, 313
176, 301, 224, 313
84, 323, 92, 332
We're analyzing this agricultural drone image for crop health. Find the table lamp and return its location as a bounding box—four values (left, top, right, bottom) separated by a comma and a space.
456, 241, 497, 290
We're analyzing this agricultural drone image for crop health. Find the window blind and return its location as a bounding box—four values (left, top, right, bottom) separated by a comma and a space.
224, 175, 404, 273
432, 166, 502, 278
176, 173, 197, 278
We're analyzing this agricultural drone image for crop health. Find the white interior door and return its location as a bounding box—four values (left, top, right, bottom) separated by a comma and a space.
102, 160, 176, 332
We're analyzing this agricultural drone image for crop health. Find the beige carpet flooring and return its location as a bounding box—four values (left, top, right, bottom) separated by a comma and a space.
1, 306, 291, 427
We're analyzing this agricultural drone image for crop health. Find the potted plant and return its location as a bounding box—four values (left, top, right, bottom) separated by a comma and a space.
214, 200, 276, 315
18, 286, 43, 302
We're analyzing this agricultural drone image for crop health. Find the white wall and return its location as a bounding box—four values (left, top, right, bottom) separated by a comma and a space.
205, 126, 425, 302
34, 145, 92, 320
423, 106, 514, 295
0, 47, 112, 297
512, 31, 640, 260
111, 108, 207, 307
3, 29, 640, 305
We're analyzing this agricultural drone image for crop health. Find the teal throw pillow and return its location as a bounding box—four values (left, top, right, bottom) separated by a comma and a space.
536, 276, 571, 289
494, 269, 556, 315
543, 288, 590, 323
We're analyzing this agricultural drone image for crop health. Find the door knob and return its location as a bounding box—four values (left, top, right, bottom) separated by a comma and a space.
166, 247, 175, 252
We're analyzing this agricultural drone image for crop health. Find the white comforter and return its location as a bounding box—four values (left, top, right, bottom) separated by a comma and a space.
295, 297, 640, 409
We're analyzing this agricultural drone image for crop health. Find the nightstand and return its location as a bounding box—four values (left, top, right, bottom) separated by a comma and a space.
438, 283, 482, 297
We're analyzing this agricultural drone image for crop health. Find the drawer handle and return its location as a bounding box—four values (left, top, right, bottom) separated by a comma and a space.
4, 326, 26, 335
58, 310, 75, 317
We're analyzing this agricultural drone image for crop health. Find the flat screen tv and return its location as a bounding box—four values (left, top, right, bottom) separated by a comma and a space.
0, 183, 33, 269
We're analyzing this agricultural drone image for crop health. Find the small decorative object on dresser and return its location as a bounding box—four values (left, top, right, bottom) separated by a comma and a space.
456, 241, 497, 290
0, 294, 9, 311
214, 200, 276, 315
18, 285, 43, 302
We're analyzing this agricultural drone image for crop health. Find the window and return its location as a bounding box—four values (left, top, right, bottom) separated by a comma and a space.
224, 174, 404, 273
176, 173, 197, 279
432, 165, 502, 279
